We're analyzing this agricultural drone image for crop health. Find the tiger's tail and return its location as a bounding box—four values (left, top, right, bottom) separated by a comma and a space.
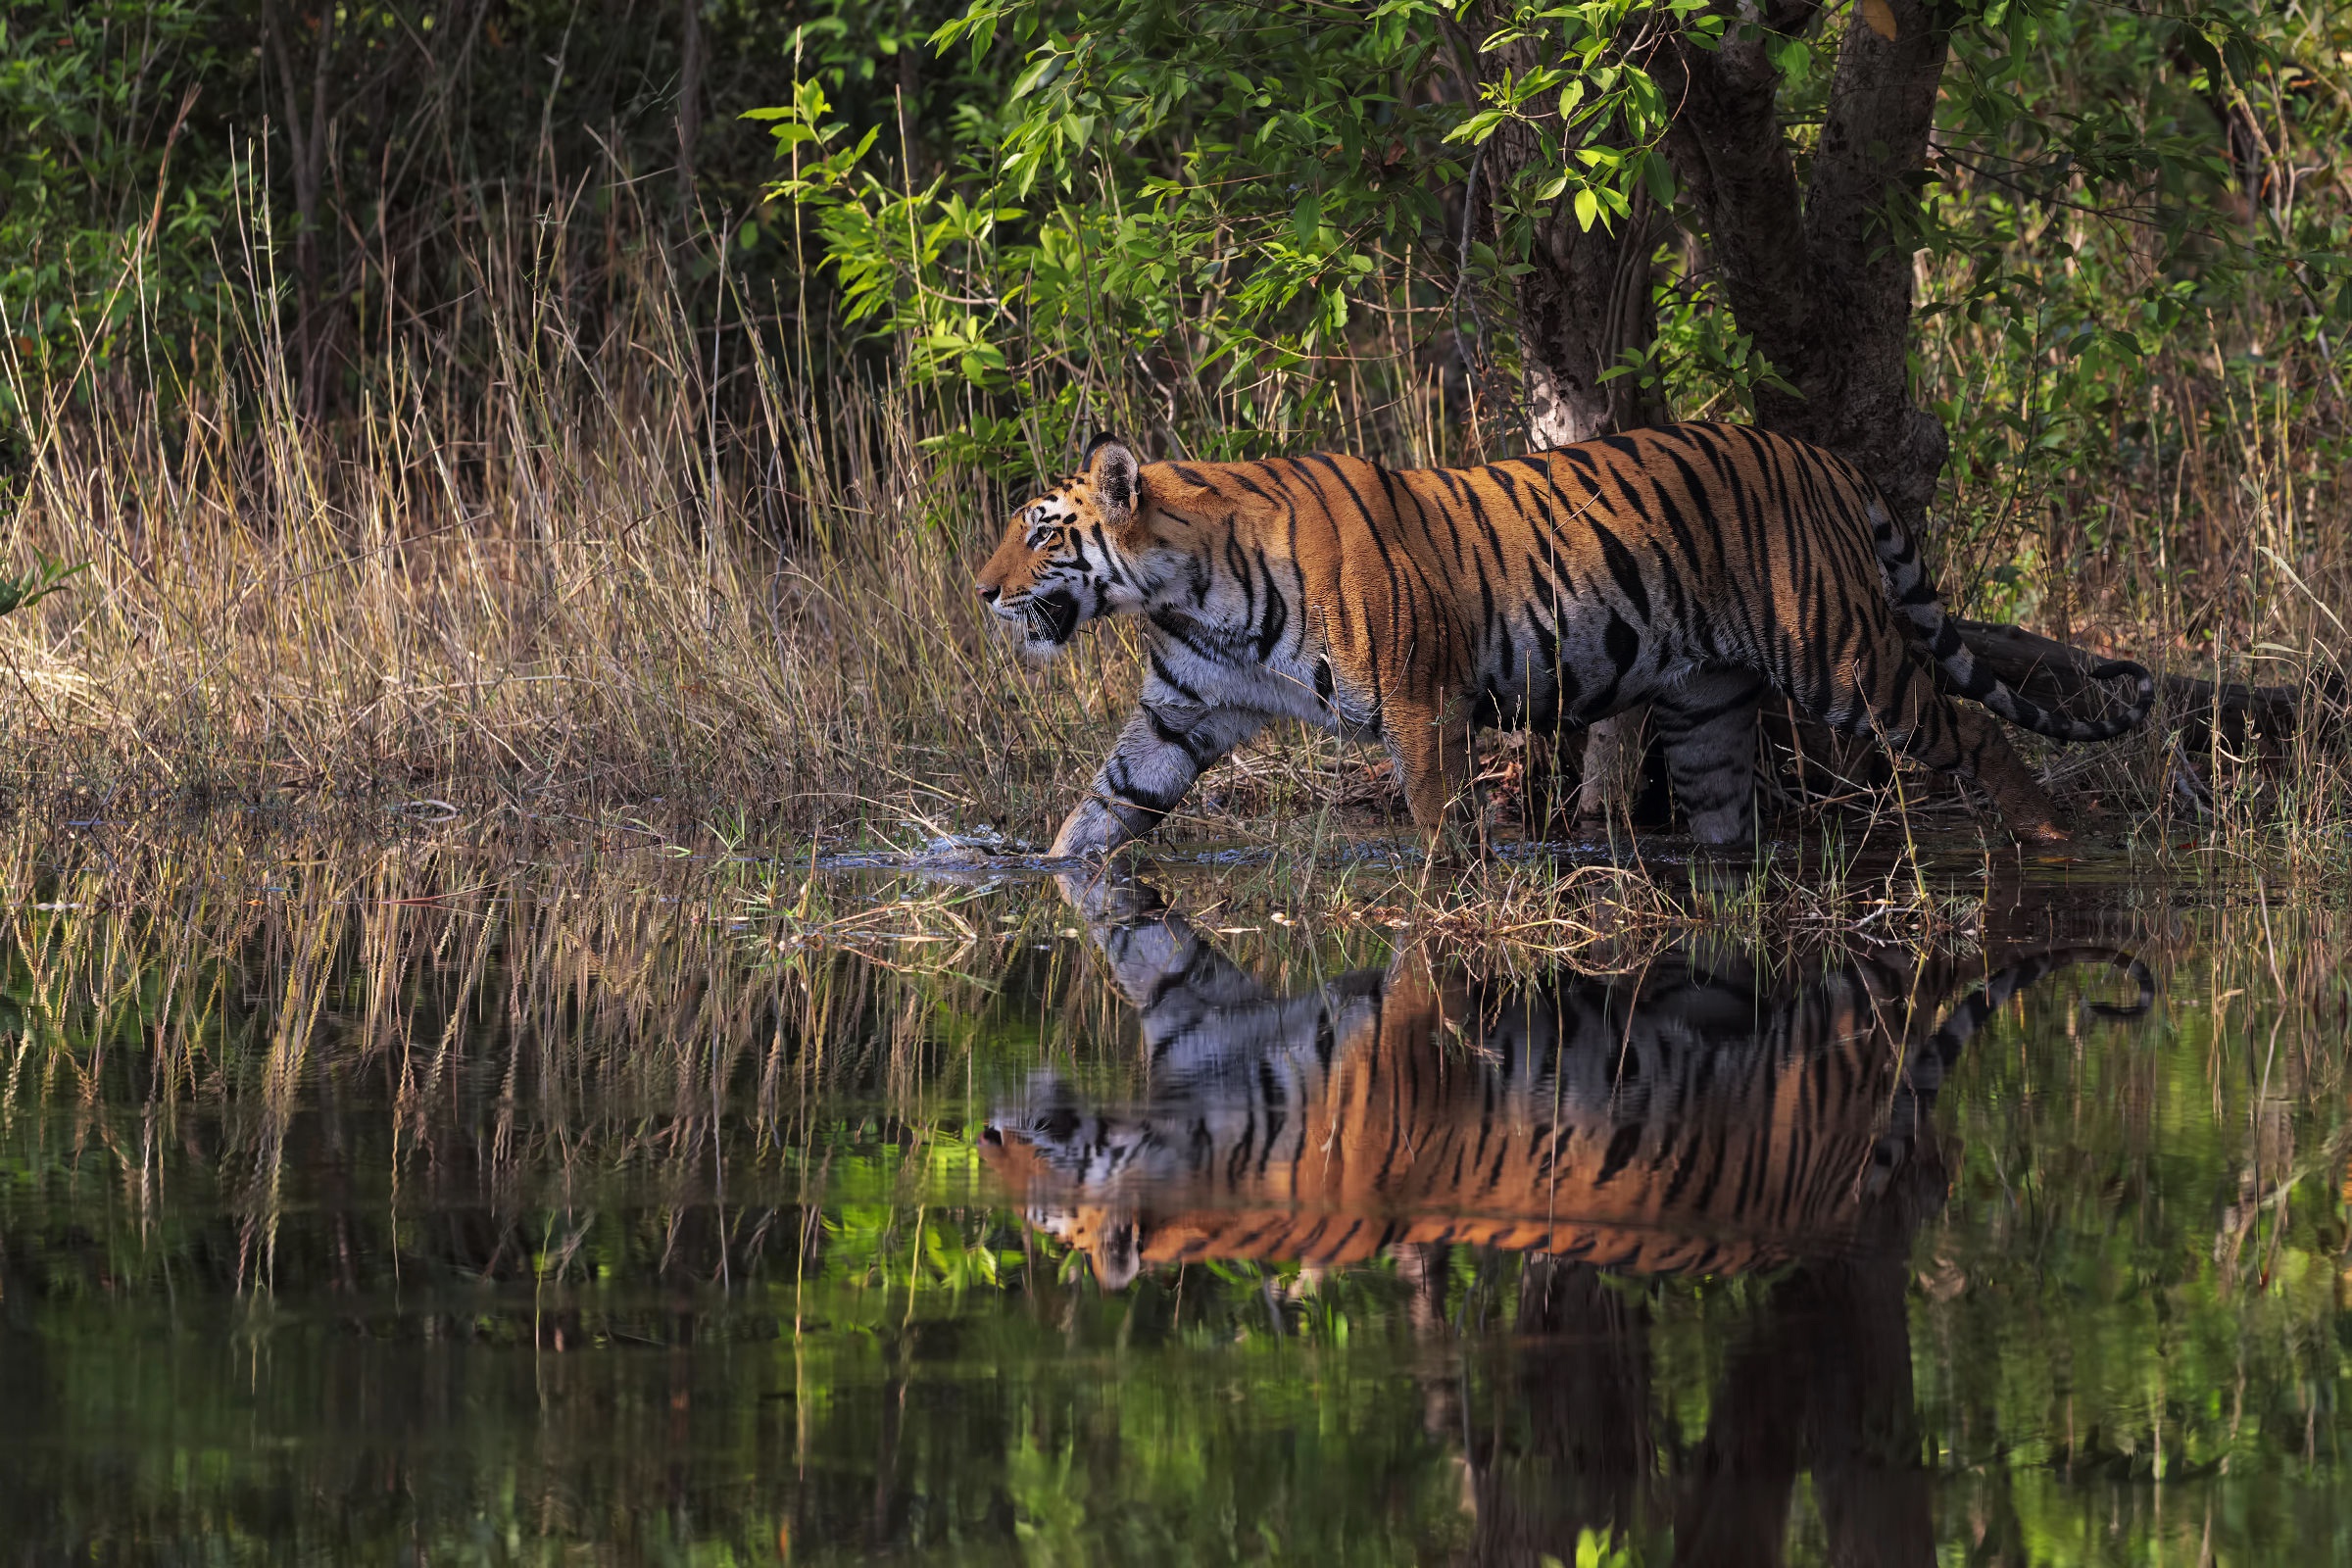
1869, 500, 2155, 742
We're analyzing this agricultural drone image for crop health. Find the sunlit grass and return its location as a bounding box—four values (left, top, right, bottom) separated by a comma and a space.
3, 195, 2348, 878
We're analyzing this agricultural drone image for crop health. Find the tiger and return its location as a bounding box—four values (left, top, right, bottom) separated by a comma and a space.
972, 422, 2155, 857
979, 881, 2153, 1289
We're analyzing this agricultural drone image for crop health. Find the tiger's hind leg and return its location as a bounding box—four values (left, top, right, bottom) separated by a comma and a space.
1387, 700, 1481, 858
1939, 705, 2067, 843
1651, 668, 1766, 846
1795, 638, 2069, 845
1870, 645, 2067, 842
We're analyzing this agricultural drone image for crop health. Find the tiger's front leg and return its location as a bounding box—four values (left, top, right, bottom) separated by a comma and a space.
1387, 701, 1480, 859
1051, 701, 1268, 859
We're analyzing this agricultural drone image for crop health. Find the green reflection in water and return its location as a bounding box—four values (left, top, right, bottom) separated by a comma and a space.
0, 846, 2344, 1566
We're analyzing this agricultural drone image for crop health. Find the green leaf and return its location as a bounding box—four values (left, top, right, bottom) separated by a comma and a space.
0, 555, 86, 618
1642, 148, 1676, 204
1011, 51, 1066, 101
1291, 188, 1322, 249
1444, 109, 1509, 145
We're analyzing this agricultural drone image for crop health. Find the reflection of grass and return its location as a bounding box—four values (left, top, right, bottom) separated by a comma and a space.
741, 870, 1032, 968
1100, 825, 1993, 970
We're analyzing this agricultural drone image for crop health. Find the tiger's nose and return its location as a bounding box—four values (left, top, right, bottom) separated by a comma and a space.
977, 584, 1000, 604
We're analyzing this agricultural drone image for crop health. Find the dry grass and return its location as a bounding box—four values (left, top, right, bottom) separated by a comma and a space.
4, 197, 2350, 872
0, 202, 1121, 843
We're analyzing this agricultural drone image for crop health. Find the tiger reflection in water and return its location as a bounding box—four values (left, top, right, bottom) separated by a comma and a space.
982, 878, 2147, 1293
982, 876, 2152, 1568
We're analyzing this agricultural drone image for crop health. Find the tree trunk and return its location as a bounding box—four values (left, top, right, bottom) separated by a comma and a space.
677, 0, 704, 220
265, 0, 337, 422
1631, 2, 1971, 826
1656, 0, 1954, 531
1468, 21, 1672, 444
1952, 617, 2328, 754
1480, 3, 1993, 831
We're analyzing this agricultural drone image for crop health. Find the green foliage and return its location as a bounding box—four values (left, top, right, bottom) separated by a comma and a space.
4, 0, 2338, 642
753, 0, 2351, 640
0, 0, 233, 416
0, 553, 88, 617
1905, 7, 2352, 623
768, 0, 1541, 460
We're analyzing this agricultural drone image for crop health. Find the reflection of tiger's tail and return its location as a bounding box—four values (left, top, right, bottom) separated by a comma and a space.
1864, 948, 2152, 1200
1886, 947, 2154, 1149
1872, 503, 2156, 741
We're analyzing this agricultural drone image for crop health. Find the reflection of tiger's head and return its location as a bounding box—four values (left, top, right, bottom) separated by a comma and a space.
973, 435, 1221, 660
978, 1084, 1158, 1290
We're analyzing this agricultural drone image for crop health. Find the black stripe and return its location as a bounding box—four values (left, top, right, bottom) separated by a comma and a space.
1149, 647, 1204, 705
1589, 517, 1654, 625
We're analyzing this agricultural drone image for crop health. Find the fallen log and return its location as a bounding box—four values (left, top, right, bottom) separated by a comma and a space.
1950, 618, 2331, 758
1541, 619, 2330, 834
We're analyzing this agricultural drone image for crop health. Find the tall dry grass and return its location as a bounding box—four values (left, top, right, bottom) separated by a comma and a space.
0, 194, 1134, 845
3, 183, 2349, 863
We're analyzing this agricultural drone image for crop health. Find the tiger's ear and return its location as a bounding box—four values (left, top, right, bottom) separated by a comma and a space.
1085, 432, 1141, 524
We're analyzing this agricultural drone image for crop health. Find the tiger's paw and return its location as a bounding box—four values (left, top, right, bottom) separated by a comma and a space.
1049, 799, 1134, 861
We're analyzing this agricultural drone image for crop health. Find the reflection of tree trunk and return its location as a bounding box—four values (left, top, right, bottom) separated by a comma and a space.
1671, 1312, 1800, 1568
1671, 1255, 1932, 1568
1959, 1457, 2034, 1568
1800, 1260, 1934, 1568
868, 1342, 906, 1549
1470, 1256, 1655, 1566
1394, 1242, 1462, 1438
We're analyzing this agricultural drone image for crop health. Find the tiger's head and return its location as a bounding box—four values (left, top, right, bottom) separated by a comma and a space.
974, 433, 1203, 660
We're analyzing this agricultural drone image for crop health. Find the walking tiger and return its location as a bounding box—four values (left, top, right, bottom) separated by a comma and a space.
973, 422, 2153, 856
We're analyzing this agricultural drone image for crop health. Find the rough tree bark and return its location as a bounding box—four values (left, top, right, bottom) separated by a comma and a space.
1654, 0, 1955, 531
1476, 59, 1672, 443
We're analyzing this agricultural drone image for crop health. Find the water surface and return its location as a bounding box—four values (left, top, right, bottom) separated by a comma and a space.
0, 844, 2345, 1565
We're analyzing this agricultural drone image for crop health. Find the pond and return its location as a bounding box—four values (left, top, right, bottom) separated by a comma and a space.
0, 837, 2345, 1565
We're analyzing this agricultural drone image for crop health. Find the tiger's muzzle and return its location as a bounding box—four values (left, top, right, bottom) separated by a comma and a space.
978, 580, 1088, 659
